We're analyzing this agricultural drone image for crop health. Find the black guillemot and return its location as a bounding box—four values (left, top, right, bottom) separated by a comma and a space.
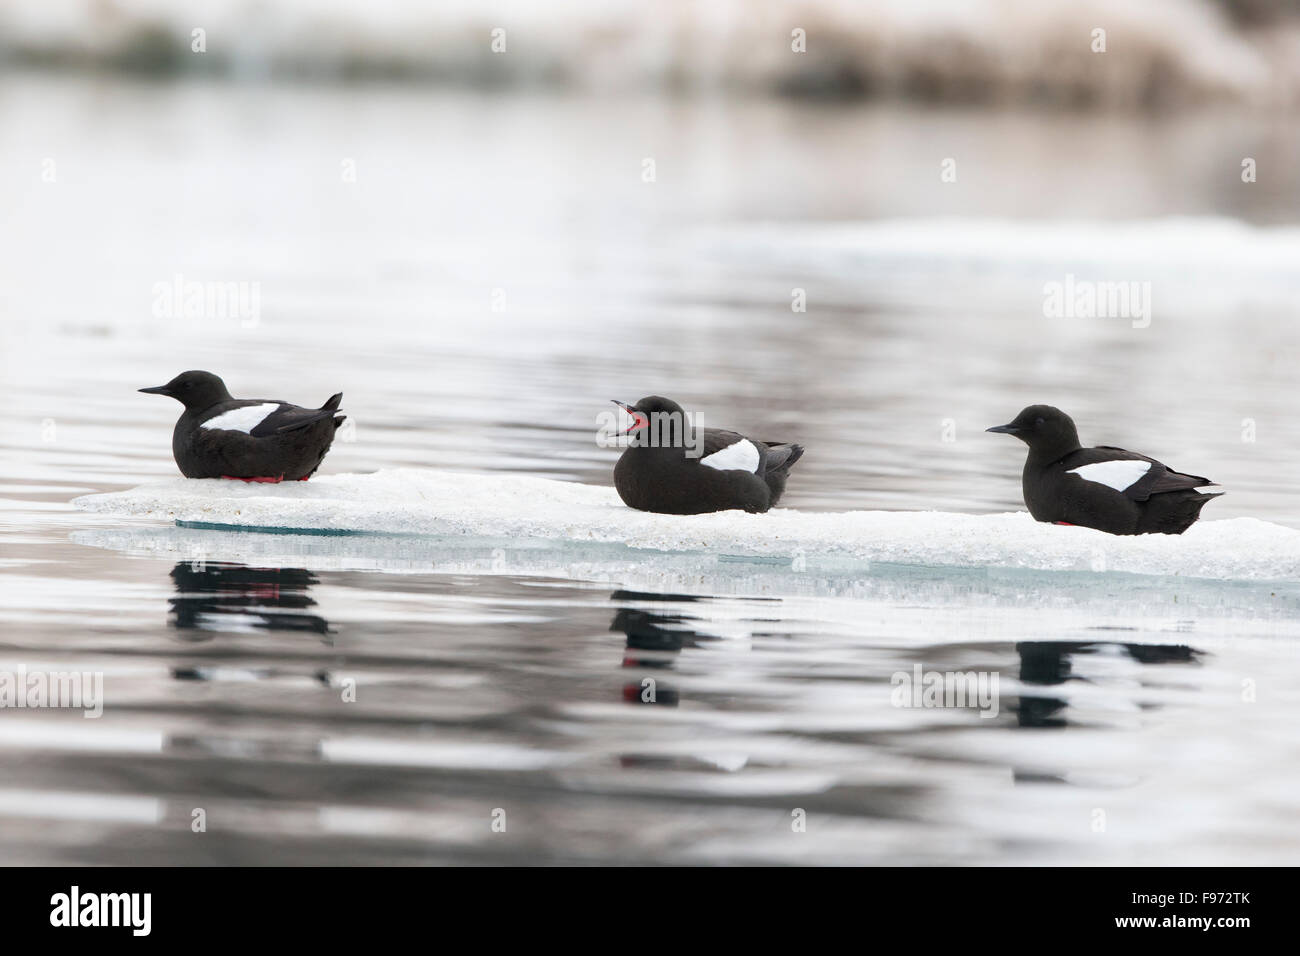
612, 396, 804, 514
139, 370, 345, 482
987, 404, 1221, 535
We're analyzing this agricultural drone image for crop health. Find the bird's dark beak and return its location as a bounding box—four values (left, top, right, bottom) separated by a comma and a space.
986, 424, 1020, 435
138, 385, 172, 396
612, 400, 648, 435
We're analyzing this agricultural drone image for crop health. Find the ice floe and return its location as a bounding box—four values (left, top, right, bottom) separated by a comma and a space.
72, 469, 1300, 584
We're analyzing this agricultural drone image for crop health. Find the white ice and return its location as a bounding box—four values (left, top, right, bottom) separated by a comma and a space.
72, 468, 1300, 584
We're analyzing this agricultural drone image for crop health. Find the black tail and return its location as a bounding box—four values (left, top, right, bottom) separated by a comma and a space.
320, 393, 345, 431
760, 443, 803, 509
763, 442, 804, 473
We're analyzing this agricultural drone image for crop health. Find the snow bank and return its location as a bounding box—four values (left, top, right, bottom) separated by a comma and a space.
73, 469, 1300, 583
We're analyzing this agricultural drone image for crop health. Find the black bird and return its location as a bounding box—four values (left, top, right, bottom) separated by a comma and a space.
139, 370, 345, 481
611, 396, 803, 514
987, 404, 1221, 535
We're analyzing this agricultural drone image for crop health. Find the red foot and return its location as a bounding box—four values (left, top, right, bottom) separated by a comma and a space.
1053, 521, 1076, 526
298, 476, 309, 481
221, 474, 285, 483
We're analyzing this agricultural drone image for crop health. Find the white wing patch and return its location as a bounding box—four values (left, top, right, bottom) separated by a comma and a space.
699, 439, 761, 473
1067, 459, 1151, 492
200, 403, 282, 434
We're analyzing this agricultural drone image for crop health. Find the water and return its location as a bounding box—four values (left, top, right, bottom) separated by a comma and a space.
2, 74, 1299, 864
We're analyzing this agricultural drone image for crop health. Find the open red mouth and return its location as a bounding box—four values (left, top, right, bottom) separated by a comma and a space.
614, 401, 650, 435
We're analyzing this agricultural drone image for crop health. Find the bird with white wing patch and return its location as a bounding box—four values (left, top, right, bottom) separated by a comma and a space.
611, 396, 804, 514
987, 404, 1222, 535
139, 370, 345, 482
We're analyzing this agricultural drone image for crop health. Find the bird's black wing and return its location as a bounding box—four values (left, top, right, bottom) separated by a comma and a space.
700, 429, 748, 456
248, 402, 340, 437
1074, 446, 1217, 502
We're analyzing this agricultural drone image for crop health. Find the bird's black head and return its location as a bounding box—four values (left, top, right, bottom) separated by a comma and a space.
987, 404, 1082, 457
611, 395, 692, 447
139, 370, 233, 411
612, 396, 685, 433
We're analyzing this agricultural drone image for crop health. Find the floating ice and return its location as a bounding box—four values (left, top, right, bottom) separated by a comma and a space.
698, 217, 1300, 325
73, 469, 1300, 584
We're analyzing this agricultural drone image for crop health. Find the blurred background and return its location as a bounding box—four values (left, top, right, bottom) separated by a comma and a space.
2, 0, 1299, 519
1, 1, 1299, 866
4, 1, 1300, 106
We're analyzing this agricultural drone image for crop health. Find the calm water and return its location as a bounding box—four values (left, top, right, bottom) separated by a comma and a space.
2, 74, 1299, 864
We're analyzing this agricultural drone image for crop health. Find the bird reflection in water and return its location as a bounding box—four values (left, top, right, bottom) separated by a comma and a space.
1011, 639, 1203, 785
168, 561, 331, 643
1015, 640, 1202, 730
609, 589, 725, 708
